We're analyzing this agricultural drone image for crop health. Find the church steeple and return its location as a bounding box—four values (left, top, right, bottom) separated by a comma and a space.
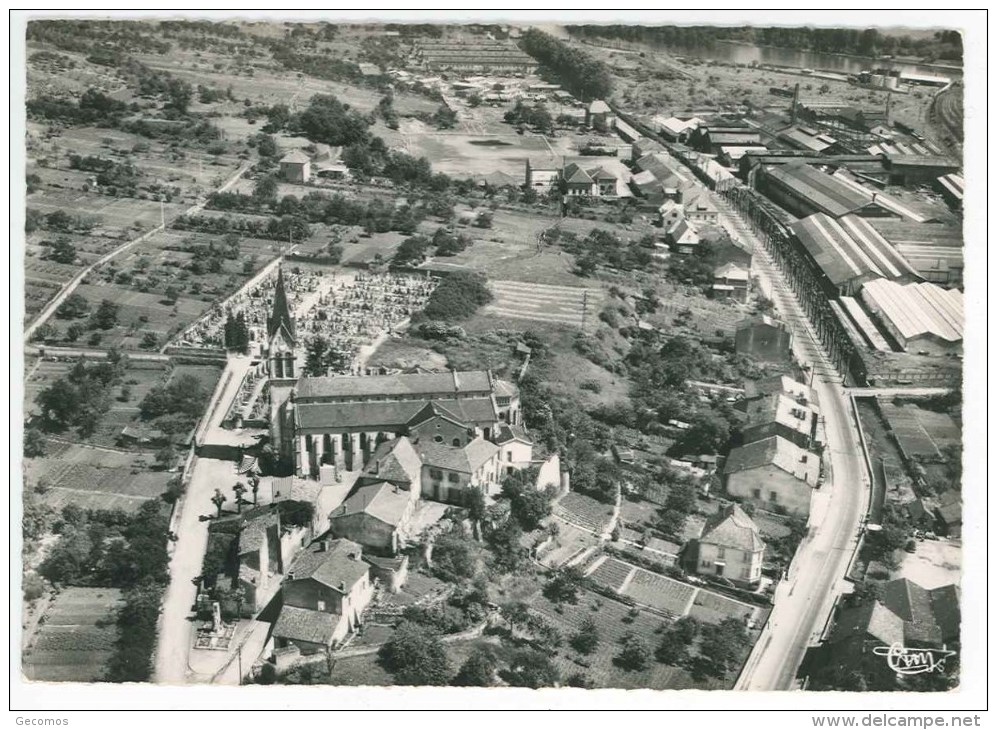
268, 266, 296, 344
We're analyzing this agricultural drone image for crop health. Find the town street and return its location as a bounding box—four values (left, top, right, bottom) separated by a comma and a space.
714, 196, 871, 691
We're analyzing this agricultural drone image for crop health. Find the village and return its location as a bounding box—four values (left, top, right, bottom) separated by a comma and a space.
20, 20, 963, 693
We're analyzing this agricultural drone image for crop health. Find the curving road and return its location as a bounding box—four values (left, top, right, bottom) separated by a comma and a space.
713, 196, 870, 691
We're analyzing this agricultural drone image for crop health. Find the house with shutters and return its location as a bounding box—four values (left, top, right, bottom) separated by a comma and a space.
416, 436, 501, 503
685, 504, 765, 587
272, 538, 374, 655
329, 481, 417, 554
724, 435, 821, 517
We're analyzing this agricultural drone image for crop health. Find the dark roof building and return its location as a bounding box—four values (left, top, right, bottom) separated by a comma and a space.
760, 162, 890, 219
789, 213, 921, 296
295, 370, 494, 402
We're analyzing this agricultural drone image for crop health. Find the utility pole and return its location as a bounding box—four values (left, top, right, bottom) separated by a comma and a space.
581, 290, 589, 331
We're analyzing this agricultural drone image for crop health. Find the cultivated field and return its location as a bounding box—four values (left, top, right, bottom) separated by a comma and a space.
554, 492, 616, 534
482, 279, 606, 330
22, 587, 123, 682
878, 399, 960, 462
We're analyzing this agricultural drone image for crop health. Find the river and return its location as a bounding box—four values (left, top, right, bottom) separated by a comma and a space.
649, 38, 961, 79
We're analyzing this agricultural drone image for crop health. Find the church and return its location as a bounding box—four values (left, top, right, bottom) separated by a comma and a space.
262, 268, 527, 499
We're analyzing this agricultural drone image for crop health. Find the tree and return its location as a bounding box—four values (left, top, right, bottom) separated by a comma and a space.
392, 235, 430, 267
474, 210, 493, 229
657, 508, 687, 539
465, 485, 487, 524
155, 446, 175, 470
211, 488, 227, 517
24, 427, 47, 458
378, 621, 452, 686
421, 271, 493, 322
616, 632, 651, 671
56, 293, 90, 320
89, 299, 120, 330
571, 615, 600, 654
166, 78, 193, 114
140, 332, 159, 350
163, 285, 181, 305
505, 649, 560, 688
451, 646, 497, 687
698, 618, 749, 676
233, 482, 247, 514
48, 236, 77, 264
253, 174, 279, 203
509, 488, 552, 530
543, 566, 583, 604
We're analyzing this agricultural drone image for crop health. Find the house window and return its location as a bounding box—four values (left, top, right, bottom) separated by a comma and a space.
717, 547, 726, 559
507, 451, 513, 462
742, 567, 751, 580
447, 472, 460, 484
430, 468, 443, 480
317, 600, 326, 611
752, 488, 761, 499
452, 438, 462, 447
770, 491, 778, 503
434, 435, 443, 443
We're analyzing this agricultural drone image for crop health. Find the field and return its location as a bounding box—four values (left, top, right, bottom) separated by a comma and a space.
529, 588, 728, 690
22, 587, 123, 682
878, 399, 961, 462
554, 492, 616, 534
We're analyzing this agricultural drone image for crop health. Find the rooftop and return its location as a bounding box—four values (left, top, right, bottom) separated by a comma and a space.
287, 538, 368, 593
273, 605, 339, 645
296, 370, 492, 401
860, 279, 963, 344
766, 163, 877, 218
417, 436, 499, 475
297, 396, 498, 432
790, 213, 920, 288
744, 392, 817, 437
279, 149, 311, 165
743, 375, 818, 406
700, 504, 765, 553
724, 435, 820, 486
362, 437, 423, 486
333, 482, 412, 528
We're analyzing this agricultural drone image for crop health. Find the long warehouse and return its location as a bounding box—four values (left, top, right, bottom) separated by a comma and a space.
860, 279, 963, 355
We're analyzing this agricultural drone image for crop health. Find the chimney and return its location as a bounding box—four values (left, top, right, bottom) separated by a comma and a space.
287, 571, 295, 581
318, 539, 328, 552
791, 83, 799, 126
885, 91, 892, 124
339, 581, 346, 592
452, 370, 461, 392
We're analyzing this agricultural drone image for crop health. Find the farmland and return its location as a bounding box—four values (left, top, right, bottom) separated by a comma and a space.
22, 587, 124, 682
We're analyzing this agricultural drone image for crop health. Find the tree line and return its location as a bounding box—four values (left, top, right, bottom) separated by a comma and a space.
519, 28, 613, 101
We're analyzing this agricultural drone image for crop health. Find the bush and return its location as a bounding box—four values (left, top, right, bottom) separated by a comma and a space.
420, 272, 492, 322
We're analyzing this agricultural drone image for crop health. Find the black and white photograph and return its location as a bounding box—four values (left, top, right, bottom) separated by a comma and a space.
9, 8, 985, 720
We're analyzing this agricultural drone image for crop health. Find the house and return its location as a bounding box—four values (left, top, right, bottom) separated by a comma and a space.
743, 374, 817, 406
357, 62, 381, 77
279, 149, 311, 183
659, 199, 685, 230
724, 436, 820, 517
709, 232, 754, 271
632, 137, 666, 159
272, 538, 374, 655
824, 578, 960, 674
235, 511, 283, 616
118, 425, 168, 447
742, 392, 820, 450
686, 504, 765, 587
712, 262, 750, 303
561, 162, 595, 196
585, 99, 615, 129
734, 315, 794, 364
406, 401, 478, 448
525, 157, 560, 191
934, 491, 962, 538
681, 191, 720, 225
495, 423, 534, 476
329, 481, 417, 554
357, 436, 423, 495
417, 436, 502, 503
666, 218, 700, 255
654, 115, 703, 142
363, 554, 409, 594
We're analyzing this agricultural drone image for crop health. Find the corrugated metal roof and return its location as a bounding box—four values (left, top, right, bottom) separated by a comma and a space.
860, 279, 962, 344
766, 163, 872, 217
790, 213, 918, 288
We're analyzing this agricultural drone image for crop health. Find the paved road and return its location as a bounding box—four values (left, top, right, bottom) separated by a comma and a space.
712, 196, 870, 691
24, 161, 250, 342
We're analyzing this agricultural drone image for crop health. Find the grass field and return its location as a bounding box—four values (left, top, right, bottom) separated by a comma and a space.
482, 280, 606, 331
529, 587, 727, 690
22, 587, 123, 682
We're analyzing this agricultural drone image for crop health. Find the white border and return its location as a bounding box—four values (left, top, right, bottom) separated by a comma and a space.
6, 7, 989, 718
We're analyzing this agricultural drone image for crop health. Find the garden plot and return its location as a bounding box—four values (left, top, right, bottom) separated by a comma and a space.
621, 568, 697, 618
27, 190, 183, 233
554, 492, 615, 535
482, 280, 605, 330
878, 400, 960, 461
586, 556, 636, 593
22, 587, 123, 682
688, 589, 764, 627
529, 588, 727, 690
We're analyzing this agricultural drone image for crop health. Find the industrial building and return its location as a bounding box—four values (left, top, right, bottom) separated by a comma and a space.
413, 40, 538, 73
778, 126, 842, 154
859, 279, 963, 355
789, 213, 920, 296
883, 153, 961, 187
936, 173, 964, 211
866, 219, 964, 287
740, 152, 889, 187
758, 162, 892, 219
689, 125, 763, 155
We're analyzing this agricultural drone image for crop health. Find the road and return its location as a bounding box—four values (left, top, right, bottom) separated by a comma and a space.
153, 356, 252, 685
711, 196, 870, 691
24, 161, 250, 342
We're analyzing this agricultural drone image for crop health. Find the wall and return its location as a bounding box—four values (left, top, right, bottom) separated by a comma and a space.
742, 421, 811, 450
409, 416, 473, 448
499, 440, 534, 475
533, 452, 561, 492
726, 466, 813, 518
695, 542, 763, 585
330, 513, 396, 553
735, 323, 794, 364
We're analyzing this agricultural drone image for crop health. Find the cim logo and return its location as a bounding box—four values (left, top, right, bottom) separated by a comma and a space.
872, 643, 957, 676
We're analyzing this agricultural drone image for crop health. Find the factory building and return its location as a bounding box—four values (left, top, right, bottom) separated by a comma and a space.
859, 280, 963, 355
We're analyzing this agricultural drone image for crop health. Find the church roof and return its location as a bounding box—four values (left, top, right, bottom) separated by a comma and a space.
268, 267, 296, 343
